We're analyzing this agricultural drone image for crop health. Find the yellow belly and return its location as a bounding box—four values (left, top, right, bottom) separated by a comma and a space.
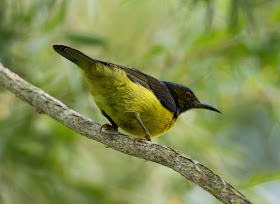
85, 63, 176, 137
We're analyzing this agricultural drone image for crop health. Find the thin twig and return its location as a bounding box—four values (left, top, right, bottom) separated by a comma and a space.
0, 64, 252, 204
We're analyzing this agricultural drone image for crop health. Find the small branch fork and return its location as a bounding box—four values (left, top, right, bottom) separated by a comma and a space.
0, 64, 252, 204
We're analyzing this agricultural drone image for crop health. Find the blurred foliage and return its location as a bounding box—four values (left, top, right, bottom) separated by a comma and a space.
0, 0, 280, 203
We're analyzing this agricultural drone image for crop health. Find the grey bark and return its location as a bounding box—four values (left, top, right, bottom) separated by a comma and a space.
0, 64, 252, 204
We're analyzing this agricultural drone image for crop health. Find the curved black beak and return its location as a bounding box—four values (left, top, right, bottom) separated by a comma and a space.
193, 101, 221, 113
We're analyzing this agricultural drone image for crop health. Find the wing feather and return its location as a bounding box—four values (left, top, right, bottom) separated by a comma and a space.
93, 59, 177, 113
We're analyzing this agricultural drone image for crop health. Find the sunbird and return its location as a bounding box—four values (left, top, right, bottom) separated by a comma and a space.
53, 45, 221, 144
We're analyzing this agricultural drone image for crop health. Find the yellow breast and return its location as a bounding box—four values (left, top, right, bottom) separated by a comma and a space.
86, 63, 176, 137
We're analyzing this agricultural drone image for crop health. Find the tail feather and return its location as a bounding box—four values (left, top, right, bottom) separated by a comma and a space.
53, 45, 95, 71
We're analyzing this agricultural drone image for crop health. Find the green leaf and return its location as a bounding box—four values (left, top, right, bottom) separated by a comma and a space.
42, 1, 67, 32
65, 33, 107, 47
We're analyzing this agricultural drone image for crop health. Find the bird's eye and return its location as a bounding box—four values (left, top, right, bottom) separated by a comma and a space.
186, 91, 192, 98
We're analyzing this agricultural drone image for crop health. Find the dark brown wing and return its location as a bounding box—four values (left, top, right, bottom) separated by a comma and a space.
93, 59, 150, 89
93, 59, 177, 113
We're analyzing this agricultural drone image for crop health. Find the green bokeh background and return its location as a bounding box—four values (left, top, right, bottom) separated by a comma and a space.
1, 0, 280, 203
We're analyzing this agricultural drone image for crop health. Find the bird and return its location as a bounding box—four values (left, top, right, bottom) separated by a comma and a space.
53, 45, 221, 144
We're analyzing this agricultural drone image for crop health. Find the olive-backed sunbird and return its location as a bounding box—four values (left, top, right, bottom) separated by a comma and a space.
53, 45, 221, 143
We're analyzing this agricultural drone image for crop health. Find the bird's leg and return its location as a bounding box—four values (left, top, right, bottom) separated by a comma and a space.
133, 113, 151, 146
100, 110, 118, 133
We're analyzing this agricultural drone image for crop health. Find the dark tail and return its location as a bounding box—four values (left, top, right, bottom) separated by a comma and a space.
53, 45, 95, 69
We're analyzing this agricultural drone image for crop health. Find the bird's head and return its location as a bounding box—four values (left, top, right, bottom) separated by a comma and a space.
164, 82, 221, 117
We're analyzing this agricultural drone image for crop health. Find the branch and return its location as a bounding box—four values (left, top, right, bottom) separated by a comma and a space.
0, 64, 252, 204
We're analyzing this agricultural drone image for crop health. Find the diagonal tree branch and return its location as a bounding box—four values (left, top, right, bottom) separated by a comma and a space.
0, 64, 252, 204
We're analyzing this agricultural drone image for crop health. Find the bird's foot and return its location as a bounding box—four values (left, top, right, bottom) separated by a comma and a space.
133, 112, 152, 146
133, 136, 151, 146
100, 124, 118, 133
